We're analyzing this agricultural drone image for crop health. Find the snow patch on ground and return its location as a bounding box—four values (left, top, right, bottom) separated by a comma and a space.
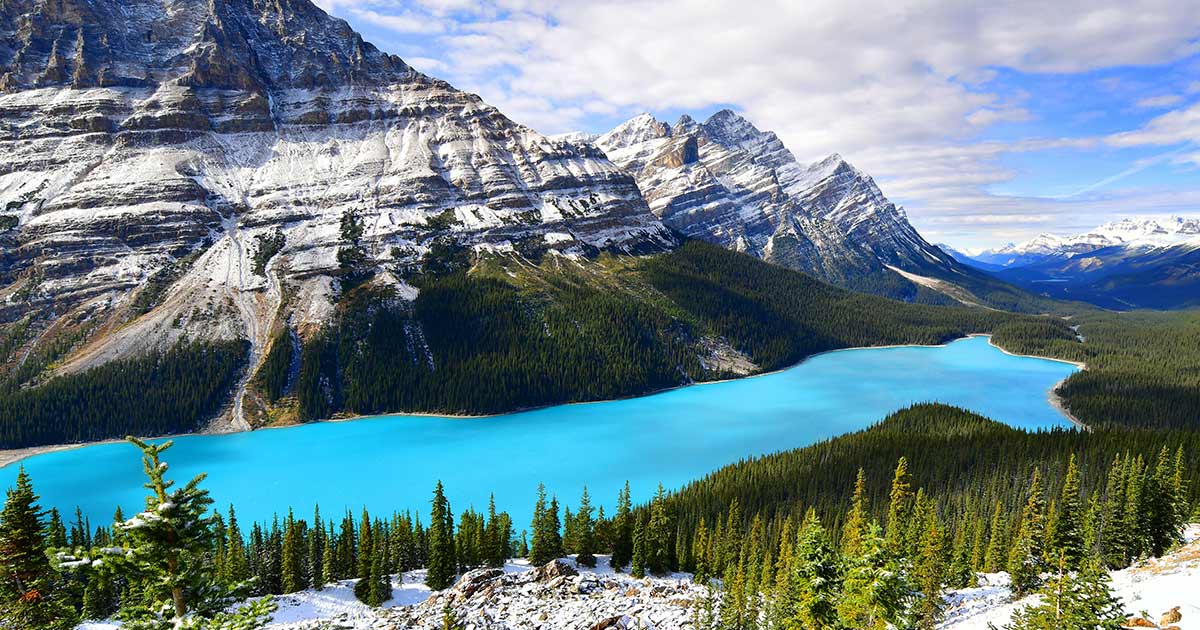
941, 524, 1200, 630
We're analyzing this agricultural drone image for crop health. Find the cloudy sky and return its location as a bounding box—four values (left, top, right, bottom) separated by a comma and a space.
314, 0, 1200, 249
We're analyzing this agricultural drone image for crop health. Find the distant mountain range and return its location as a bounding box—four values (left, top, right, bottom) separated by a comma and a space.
949, 217, 1200, 309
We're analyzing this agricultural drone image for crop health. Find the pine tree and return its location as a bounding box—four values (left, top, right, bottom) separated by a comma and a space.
645, 484, 672, 575
308, 505, 324, 591
56, 438, 275, 629
366, 526, 391, 607
353, 509, 375, 603
781, 509, 840, 630
1005, 555, 1125, 630
983, 502, 1007, 573
575, 487, 596, 567
0, 467, 74, 630
914, 506, 946, 629
223, 506, 250, 588
484, 495, 505, 568
282, 510, 305, 594
631, 513, 647, 578
1099, 455, 1129, 568
1052, 454, 1084, 569
1008, 468, 1047, 595
548, 496, 563, 561
884, 457, 913, 553
529, 483, 555, 566
426, 482, 457, 590
838, 521, 908, 630
841, 467, 869, 558
720, 498, 743, 578
611, 481, 633, 571
320, 525, 336, 587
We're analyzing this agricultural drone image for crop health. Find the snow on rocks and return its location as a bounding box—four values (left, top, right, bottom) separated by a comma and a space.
263, 555, 704, 630
940, 524, 1200, 630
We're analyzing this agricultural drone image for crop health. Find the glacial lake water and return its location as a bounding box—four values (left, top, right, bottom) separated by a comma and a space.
0, 335, 1079, 529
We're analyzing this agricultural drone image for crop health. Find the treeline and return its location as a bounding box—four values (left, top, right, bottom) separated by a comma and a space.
641, 241, 1030, 370
991, 310, 1200, 429
0, 340, 248, 449
293, 275, 699, 418
289, 242, 1054, 420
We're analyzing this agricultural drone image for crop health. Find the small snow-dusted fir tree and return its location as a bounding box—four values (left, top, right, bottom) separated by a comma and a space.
837, 521, 910, 630
780, 509, 841, 630
54, 437, 274, 630
1004, 554, 1125, 630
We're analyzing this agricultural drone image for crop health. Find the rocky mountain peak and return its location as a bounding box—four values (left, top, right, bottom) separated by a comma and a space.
0, 0, 413, 92
596, 111, 970, 299
597, 112, 671, 149
0, 0, 672, 426
700, 108, 764, 147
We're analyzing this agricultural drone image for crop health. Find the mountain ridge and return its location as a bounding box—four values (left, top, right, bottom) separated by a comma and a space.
949, 216, 1200, 309
0, 0, 674, 426
590, 109, 1036, 307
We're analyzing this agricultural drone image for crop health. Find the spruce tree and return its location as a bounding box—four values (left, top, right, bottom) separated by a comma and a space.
781, 509, 840, 630
841, 468, 869, 558
529, 483, 555, 566
575, 487, 596, 567
55, 438, 275, 629
355, 508, 374, 602
308, 505, 324, 590
1052, 454, 1084, 569
1008, 468, 1047, 595
611, 481, 633, 571
548, 497, 563, 560
366, 527, 391, 607
320, 525, 336, 587
983, 502, 1007, 573
884, 457, 912, 553
913, 507, 946, 629
1005, 555, 1125, 630
484, 495, 505, 568
631, 513, 647, 578
0, 468, 74, 630
282, 510, 305, 594
426, 481, 456, 590
838, 521, 908, 630
645, 484, 672, 575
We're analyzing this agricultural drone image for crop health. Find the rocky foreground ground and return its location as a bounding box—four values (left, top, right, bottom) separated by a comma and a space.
267, 556, 705, 630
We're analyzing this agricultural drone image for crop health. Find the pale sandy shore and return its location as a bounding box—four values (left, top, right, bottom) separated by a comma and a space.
0, 333, 1090, 469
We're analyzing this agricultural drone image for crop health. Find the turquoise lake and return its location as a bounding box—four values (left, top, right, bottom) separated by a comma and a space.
0, 335, 1079, 529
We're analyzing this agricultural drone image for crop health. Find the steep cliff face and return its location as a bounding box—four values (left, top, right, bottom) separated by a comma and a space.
0, 0, 672, 407
595, 110, 973, 297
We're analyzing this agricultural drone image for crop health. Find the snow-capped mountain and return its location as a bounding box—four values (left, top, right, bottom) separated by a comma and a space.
955, 217, 1200, 309
593, 110, 987, 300
0, 0, 671, 385
969, 217, 1200, 269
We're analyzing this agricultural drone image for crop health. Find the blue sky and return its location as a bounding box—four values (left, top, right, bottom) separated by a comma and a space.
316, 1, 1200, 249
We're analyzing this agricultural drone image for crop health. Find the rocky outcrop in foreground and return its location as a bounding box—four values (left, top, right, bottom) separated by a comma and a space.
268, 558, 706, 630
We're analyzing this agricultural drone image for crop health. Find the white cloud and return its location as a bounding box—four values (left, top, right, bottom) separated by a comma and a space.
1108, 102, 1200, 147
1135, 94, 1184, 108
324, 0, 1200, 247
348, 8, 444, 34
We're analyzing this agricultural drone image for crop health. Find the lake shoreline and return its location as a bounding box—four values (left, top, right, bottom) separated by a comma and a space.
0, 333, 1087, 469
